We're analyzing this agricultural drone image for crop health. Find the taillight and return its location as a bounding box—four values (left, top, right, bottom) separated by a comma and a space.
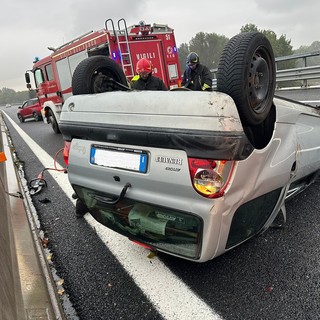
188, 158, 235, 198
63, 141, 71, 166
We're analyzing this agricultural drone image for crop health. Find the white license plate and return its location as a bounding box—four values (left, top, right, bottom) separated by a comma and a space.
90, 146, 148, 173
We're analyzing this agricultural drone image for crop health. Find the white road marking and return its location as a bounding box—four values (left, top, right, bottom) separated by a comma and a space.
4, 112, 223, 320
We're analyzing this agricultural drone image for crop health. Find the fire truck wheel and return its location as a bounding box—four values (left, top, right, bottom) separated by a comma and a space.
72, 56, 128, 95
48, 110, 60, 134
217, 32, 276, 126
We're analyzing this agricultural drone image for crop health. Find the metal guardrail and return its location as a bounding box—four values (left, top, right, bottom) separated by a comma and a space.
275, 51, 320, 87
275, 51, 320, 63
276, 65, 320, 83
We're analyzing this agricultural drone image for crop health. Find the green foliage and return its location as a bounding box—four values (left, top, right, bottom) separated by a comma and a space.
178, 43, 190, 72
240, 24, 259, 33
0, 88, 36, 106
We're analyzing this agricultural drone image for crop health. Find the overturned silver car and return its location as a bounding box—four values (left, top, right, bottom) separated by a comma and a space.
60, 32, 320, 262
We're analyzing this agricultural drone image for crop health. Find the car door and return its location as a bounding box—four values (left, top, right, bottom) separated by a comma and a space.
29, 100, 39, 115
20, 101, 29, 118
26, 100, 35, 118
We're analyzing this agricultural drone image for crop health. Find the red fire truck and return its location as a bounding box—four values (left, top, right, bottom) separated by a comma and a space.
25, 18, 182, 133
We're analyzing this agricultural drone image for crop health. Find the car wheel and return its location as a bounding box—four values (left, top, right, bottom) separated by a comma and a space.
48, 110, 60, 134
217, 32, 276, 126
72, 56, 129, 95
17, 114, 24, 123
33, 112, 40, 121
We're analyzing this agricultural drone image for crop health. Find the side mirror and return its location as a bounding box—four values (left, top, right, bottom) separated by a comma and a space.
25, 72, 31, 84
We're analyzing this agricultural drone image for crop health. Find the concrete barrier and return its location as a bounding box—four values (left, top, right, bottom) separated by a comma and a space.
0, 113, 64, 319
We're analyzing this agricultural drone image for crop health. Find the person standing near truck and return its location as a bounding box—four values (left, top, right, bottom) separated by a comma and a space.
182, 52, 212, 91
132, 58, 168, 91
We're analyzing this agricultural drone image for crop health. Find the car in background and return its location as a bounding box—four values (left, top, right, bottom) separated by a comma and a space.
17, 98, 42, 123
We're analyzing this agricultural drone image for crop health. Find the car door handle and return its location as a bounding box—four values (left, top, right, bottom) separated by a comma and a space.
91, 183, 131, 205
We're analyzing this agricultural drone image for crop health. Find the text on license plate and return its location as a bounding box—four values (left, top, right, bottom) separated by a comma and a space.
90, 146, 148, 173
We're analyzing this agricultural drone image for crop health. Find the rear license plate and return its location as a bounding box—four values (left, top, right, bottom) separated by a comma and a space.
90, 146, 148, 173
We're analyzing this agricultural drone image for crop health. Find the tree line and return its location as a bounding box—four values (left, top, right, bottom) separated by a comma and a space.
0, 87, 35, 106
1, 23, 319, 105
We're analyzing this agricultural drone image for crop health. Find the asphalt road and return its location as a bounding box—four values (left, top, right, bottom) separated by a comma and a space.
2, 101, 320, 320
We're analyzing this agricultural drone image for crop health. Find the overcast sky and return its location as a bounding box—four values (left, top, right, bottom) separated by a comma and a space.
1, 0, 319, 91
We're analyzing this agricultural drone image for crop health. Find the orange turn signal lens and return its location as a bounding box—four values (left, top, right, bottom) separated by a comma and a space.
0, 152, 7, 162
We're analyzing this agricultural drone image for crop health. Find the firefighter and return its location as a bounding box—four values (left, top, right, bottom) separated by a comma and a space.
132, 58, 167, 91
182, 52, 212, 91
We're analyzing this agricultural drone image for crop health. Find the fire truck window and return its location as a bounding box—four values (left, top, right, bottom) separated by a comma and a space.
45, 64, 54, 81
69, 51, 88, 74
56, 58, 72, 93
34, 69, 44, 87
55, 51, 88, 95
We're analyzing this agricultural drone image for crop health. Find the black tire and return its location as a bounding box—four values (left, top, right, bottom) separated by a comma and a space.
33, 112, 40, 121
217, 32, 276, 126
18, 114, 24, 123
48, 110, 60, 134
72, 56, 129, 95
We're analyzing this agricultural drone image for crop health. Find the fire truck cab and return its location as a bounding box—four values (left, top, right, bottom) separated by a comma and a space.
25, 18, 182, 133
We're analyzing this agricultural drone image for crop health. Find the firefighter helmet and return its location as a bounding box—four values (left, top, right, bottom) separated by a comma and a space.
136, 58, 153, 74
186, 52, 200, 65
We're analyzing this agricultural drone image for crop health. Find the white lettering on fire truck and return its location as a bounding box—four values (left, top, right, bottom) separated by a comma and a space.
136, 52, 156, 60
